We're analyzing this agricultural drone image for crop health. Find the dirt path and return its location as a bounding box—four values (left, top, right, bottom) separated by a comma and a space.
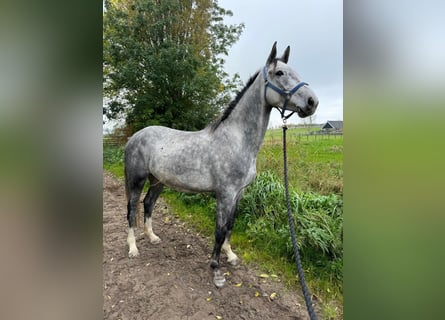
103, 171, 311, 320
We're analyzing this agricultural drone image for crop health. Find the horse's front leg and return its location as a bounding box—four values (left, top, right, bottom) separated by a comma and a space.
210, 212, 228, 287
210, 193, 240, 287
222, 230, 241, 266
222, 189, 243, 266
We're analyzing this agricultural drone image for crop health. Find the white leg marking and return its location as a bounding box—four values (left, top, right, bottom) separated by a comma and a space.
222, 239, 240, 266
144, 217, 161, 244
127, 228, 139, 257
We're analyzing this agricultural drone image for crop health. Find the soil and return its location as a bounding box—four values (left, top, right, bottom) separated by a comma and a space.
103, 171, 312, 320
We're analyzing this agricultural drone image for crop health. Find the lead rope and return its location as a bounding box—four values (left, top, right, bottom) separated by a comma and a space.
282, 119, 318, 320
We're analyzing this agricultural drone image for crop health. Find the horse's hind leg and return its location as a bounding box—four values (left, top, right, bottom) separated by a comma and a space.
143, 175, 164, 244
126, 173, 147, 257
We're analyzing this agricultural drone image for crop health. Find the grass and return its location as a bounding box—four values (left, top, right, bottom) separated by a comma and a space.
103, 130, 343, 319
103, 145, 125, 177
260, 129, 343, 195
265, 125, 321, 139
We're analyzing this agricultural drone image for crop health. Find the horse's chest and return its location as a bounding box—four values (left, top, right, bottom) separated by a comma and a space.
216, 154, 256, 186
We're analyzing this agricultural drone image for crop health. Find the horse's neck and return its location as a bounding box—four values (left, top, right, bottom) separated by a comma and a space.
218, 77, 272, 156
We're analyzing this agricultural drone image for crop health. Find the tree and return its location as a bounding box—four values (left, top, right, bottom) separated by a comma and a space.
103, 0, 244, 133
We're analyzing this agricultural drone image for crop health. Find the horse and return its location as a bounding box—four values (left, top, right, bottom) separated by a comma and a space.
124, 42, 319, 287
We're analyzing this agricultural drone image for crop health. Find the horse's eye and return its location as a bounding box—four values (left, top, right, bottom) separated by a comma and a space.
275, 70, 284, 76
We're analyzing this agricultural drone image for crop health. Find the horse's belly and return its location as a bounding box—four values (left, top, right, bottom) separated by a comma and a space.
163, 168, 213, 193
167, 179, 213, 193
159, 173, 214, 193
150, 155, 214, 193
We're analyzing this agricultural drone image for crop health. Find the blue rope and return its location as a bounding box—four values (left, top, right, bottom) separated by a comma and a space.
282, 124, 318, 320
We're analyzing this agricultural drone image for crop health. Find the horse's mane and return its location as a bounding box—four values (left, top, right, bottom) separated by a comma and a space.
209, 71, 260, 131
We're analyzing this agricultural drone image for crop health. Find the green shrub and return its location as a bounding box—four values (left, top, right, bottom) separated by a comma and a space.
103, 145, 124, 166
238, 171, 343, 285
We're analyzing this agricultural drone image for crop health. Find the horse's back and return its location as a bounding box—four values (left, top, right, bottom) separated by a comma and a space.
126, 126, 211, 155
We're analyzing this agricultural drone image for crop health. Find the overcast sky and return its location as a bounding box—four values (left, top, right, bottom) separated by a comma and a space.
218, 0, 343, 127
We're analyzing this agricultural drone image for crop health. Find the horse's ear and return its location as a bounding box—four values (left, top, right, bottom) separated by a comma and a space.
280, 46, 290, 64
266, 41, 277, 65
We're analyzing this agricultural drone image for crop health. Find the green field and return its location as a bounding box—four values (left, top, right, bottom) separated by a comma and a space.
260, 128, 343, 195
103, 129, 343, 319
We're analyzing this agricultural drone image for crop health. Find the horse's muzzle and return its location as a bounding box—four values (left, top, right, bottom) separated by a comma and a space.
297, 101, 318, 118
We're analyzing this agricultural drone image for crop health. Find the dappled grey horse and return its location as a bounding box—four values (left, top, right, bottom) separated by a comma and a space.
124, 42, 318, 287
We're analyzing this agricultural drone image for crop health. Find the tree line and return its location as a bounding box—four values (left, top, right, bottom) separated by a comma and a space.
103, 0, 244, 133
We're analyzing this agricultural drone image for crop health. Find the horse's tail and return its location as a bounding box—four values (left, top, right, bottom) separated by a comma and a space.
123, 138, 133, 202
124, 164, 130, 201
123, 131, 149, 201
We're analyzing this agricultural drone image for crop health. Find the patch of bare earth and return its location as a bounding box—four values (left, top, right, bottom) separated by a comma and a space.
103, 171, 312, 320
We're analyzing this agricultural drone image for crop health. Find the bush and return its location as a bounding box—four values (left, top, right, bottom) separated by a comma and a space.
103, 145, 125, 166
103, 146, 125, 178
238, 171, 343, 283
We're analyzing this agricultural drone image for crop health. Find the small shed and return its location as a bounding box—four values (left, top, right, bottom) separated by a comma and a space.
322, 120, 343, 132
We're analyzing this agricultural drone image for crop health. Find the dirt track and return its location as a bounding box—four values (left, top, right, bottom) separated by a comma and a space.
103, 171, 311, 320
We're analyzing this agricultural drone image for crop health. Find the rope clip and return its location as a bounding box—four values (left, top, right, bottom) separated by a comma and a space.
282, 117, 288, 129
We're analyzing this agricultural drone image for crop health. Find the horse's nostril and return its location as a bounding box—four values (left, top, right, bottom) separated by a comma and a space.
308, 97, 314, 107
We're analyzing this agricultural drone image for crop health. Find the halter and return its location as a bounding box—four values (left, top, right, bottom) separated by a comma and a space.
262, 66, 308, 120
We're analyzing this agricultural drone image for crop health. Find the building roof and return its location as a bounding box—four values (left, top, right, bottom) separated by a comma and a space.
322, 120, 343, 130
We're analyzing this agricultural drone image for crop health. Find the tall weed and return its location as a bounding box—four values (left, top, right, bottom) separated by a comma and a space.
238, 171, 343, 285
103, 145, 124, 166
103, 145, 125, 178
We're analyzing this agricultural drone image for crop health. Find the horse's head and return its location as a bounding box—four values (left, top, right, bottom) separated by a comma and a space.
263, 42, 318, 118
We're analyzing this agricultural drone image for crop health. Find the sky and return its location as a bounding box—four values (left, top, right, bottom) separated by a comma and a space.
218, 0, 343, 127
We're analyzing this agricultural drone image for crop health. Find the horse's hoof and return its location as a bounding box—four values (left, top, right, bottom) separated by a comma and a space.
213, 271, 226, 288
228, 256, 241, 266
149, 236, 162, 245
128, 247, 139, 257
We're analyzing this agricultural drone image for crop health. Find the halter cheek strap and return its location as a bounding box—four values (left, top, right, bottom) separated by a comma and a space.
262, 66, 308, 120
